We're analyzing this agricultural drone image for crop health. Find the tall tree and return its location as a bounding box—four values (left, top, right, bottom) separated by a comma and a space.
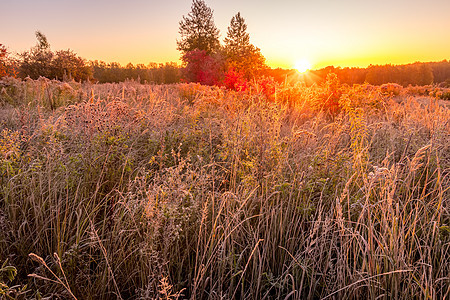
224, 12, 265, 79
224, 12, 250, 58
177, 0, 220, 55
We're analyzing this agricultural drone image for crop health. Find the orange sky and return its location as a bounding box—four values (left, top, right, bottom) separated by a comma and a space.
1, 0, 450, 70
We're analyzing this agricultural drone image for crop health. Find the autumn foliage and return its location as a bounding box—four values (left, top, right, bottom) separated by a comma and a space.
321, 73, 342, 115
0, 45, 7, 77
223, 68, 248, 91
0, 44, 16, 78
178, 2, 267, 89
181, 49, 224, 85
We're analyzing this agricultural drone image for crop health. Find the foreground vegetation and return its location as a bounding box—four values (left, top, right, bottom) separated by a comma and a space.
0, 76, 449, 299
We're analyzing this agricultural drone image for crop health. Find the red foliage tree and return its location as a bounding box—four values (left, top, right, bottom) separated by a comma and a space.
223, 68, 248, 91
321, 73, 342, 115
0, 44, 16, 78
182, 49, 224, 86
254, 76, 277, 99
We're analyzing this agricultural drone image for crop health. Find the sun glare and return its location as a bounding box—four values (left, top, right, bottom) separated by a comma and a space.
294, 59, 312, 73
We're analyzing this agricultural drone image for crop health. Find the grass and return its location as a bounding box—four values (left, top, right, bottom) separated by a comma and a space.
0, 76, 449, 299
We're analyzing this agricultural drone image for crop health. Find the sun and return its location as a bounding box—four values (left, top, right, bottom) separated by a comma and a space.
294, 59, 312, 73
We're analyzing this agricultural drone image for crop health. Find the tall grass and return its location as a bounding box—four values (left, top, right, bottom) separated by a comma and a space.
0, 77, 449, 299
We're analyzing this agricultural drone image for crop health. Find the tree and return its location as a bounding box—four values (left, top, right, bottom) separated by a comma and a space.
182, 49, 224, 85
177, 1, 225, 85
35, 31, 50, 50
18, 31, 53, 79
177, 0, 220, 55
51, 49, 92, 81
415, 64, 434, 86
18, 31, 92, 81
162, 62, 182, 84
224, 12, 265, 80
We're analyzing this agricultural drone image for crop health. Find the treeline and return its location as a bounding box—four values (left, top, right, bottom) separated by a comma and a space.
276, 61, 450, 87
1, 0, 267, 88
0, 31, 182, 84
0, 44, 16, 78
1, 32, 92, 82
16, 32, 92, 82
90, 61, 181, 83
2, 21, 450, 87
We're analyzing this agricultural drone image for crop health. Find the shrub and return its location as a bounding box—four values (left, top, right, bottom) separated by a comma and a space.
379, 82, 402, 96
223, 68, 248, 91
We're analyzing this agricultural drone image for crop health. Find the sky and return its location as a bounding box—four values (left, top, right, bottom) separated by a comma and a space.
1, 0, 450, 70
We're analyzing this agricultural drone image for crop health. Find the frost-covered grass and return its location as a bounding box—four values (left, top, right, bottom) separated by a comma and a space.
0, 77, 449, 299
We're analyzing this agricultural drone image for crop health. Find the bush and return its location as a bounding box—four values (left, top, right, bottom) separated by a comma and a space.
379, 82, 402, 96
223, 68, 248, 91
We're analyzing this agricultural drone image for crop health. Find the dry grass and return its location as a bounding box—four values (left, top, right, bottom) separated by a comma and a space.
0, 77, 449, 299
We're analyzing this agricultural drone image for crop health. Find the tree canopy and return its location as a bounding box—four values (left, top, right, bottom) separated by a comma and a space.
19, 31, 54, 79
177, 0, 220, 55
224, 12, 265, 79
18, 31, 91, 81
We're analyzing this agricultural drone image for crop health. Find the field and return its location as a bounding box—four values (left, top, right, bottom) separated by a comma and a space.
1, 77, 450, 299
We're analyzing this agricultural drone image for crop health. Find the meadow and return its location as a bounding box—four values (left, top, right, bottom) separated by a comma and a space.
0, 76, 449, 299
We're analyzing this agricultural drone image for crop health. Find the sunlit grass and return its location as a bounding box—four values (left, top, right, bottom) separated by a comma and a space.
0, 76, 449, 299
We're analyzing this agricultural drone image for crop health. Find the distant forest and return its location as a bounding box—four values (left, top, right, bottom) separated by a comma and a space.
1, 0, 449, 87
2, 1, 449, 87
2, 37, 449, 86
90, 61, 181, 84
88, 60, 450, 87
2, 25, 450, 87
268, 60, 450, 87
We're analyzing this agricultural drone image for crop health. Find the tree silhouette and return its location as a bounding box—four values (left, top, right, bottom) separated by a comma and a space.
177, 0, 220, 55
224, 12, 250, 56
224, 12, 265, 79
35, 31, 50, 50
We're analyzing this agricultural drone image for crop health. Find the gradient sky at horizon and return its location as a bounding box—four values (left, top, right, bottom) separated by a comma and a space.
2, 0, 450, 70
